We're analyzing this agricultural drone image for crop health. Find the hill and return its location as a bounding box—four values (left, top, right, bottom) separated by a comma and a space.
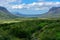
40, 7, 60, 18
0, 6, 17, 19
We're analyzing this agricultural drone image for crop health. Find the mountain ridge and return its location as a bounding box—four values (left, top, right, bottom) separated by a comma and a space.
0, 6, 17, 19
39, 7, 60, 18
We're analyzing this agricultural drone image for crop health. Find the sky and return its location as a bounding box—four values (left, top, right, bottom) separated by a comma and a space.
0, 0, 60, 14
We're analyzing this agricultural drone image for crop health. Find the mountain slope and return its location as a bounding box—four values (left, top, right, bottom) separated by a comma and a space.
0, 6, 17, 19
40, 7, 60, 18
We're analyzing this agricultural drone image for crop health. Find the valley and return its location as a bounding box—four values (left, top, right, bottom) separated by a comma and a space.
0, 6, 60, 40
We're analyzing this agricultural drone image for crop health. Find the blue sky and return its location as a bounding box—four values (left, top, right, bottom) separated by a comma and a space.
0, 0, 60, 14
22, 0, 37, 4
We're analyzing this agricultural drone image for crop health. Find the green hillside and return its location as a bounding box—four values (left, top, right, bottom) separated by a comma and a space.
0, 6, 17, 19
40, 7, 60, 18
0, 19, 60, 40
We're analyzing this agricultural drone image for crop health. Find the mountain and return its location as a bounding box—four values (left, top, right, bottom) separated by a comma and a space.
0, 6, 17, 19
14, 12, 41, 17
40, 7, 60, 18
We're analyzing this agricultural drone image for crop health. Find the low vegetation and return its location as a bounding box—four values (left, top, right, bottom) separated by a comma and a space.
0, 19, 60, 40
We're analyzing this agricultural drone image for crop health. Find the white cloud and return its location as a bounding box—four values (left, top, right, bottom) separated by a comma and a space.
12, 3, 25, 9
0, 0, 22, 6
6, 0, 17, 2
0, 0, 17, 4
0, 0, 60, 12
11, 2, 60, 10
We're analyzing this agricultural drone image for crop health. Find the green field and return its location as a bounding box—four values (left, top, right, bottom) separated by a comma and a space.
0, 19, 60, 40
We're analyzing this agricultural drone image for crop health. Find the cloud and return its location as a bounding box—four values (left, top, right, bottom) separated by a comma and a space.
11, 2, 60, 11
0, 0, 22, 6
0, 0, 60, 14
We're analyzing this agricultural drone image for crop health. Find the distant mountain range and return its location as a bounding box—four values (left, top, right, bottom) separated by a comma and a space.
14, 12, 41, 17
0, 6, 17, 19
0, 6, 60, 19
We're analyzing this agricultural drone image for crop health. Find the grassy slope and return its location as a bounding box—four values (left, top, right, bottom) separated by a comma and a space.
0, 11, 17, 19
0, 19, 60, 40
